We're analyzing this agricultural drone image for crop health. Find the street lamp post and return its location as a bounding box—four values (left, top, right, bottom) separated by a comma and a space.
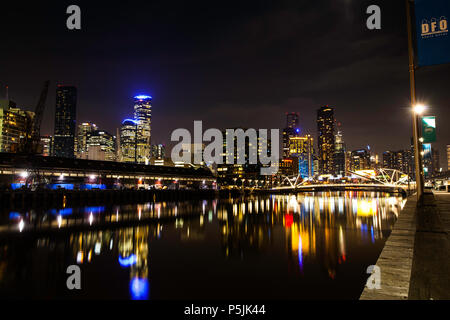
406, 0, 424, 203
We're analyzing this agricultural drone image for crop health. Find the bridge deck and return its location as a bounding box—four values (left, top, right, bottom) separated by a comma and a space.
271, 183, 410, 194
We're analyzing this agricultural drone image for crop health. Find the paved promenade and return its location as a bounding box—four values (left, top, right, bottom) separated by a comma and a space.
361, 191, 450, 300
408, 192, 450, 299
360, 194, 416, 300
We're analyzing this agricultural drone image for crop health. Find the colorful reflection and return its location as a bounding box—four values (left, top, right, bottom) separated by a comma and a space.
0, 191, 405, 299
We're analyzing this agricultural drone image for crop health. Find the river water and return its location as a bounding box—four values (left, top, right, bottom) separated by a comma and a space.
0, 191, 406, 299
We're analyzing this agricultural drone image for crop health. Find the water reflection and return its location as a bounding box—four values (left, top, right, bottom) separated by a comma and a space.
0, 191, 405, 299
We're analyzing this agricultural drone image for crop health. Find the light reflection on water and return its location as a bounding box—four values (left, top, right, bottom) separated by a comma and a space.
0, 191, 405, 300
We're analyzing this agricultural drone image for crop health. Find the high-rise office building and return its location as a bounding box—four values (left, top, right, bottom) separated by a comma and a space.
217, 128, 271, 184
350, 149, 371, 172
422, 144, 441, 177
0, 100, 34, 153
77, 122, 98, 158
288, 135, 314, 178
40, 135, 53, 156
53, 85, 77, 158
81, 130, 116, 162
383, 150, 413, 174
334, 124, 346, 177
282, 112, 300, 158
120, 119, 138, 163
278, 157, 299, 177
151, 144, 166, 160
134, 95, 152, 164
317, 106, 335, 175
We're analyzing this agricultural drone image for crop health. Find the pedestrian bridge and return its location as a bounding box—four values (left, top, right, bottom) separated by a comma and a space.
272, 168, 414, 195
271, 183, 411, 195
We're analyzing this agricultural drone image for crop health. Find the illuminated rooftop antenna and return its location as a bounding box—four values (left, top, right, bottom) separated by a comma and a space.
5, 85, 9, 100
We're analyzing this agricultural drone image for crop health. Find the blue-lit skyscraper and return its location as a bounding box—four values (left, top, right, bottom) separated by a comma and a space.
134, 95, 152, 164
119, 95, 152, 164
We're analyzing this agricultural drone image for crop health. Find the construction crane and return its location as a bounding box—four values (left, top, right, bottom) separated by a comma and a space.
21, 80, 50, 154
18, 81, 50, 189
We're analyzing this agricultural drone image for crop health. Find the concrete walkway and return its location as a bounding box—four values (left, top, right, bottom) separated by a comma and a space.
408, 192, 450, 299
360, 195, 416, 300
361, 191, 450, 300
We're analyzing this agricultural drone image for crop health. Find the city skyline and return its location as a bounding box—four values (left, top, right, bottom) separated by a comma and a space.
0, 84, 444, 171
1, 0, 449, 164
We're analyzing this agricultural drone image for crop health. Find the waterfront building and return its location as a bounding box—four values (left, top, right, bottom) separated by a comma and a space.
370, 154, 380, 169
334, 125, 346, 177
40, 135, 53, 156
0, 99, 34, 153
350, 149, 371, 172
289, 135, 314, 178
383, 150, 413, 174
120, 119, 138, 163
317, 106, 335, 175
278, 157, 299, 177
134, 95, 152, 164
81, 130, 116, 162
217, 128, 271, 185
151, 144, 166, 160
282, 112, 300, 158
77, 122, 98, 158
345, 151, 352, 175
53, 85, 77, 158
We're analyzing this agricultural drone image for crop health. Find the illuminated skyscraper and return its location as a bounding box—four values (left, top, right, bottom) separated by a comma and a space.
423, 145, 440, 177
40, 135, 53, 156
317, 106, 335, 175
350, 149, 371, 171
282, 112, 300, 158
120, 119, 138, 163
286, 112, 299, 129
54, 85, 77, 158
77, 122, 98, 158
334, 124, 346, 177
383, 150, 413, 174
134, 95, 152, 164
151, 144, 166, 160
82, 130, 116, 162
218, 128, 271, 184
289, 135, 314, 178
0, 100, 34, 153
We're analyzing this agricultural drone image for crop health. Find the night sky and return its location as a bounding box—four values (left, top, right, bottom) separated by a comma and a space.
1, 0, 449, 166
